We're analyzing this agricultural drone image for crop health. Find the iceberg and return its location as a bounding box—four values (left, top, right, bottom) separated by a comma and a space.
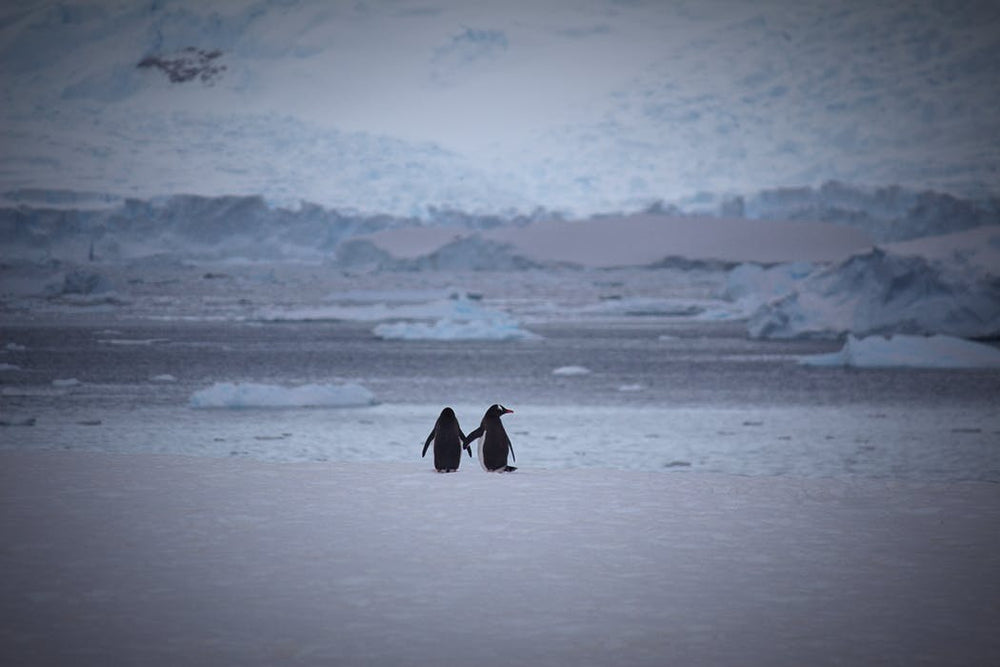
724, 262, 815, 311
347, 293, 541, 341
190, 382, 375, 408
800, 334, 1000, 369
749, 246, 1000, 339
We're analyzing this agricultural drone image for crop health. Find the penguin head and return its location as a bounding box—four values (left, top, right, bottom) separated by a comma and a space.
486, 404, 513, 418
439, 407, 458, 422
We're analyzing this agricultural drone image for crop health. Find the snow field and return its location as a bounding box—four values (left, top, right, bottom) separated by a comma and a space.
2, 451, 998, 666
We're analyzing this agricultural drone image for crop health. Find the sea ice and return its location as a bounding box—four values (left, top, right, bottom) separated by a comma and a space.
552, 365, 591, 376
799, 334, 1000, 369
258, 294, 489, 323
2, 451, 997, 666
189, 382, 376, 408
373, 317, 539, 341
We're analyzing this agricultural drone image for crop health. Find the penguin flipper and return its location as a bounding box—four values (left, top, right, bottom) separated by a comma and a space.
463, 427, 484, 448
422, 429, 435, 457
508, 441, 516, 463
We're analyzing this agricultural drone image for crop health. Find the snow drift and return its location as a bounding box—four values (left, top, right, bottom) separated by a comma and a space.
189, 382, 375, 409
800, 334, 1000, 369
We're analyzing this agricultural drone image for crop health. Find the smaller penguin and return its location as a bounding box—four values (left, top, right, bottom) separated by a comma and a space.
463, 404, 517, 472
422, 407, 470, 472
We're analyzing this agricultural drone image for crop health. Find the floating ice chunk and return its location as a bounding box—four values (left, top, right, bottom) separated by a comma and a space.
799, 334, 1000, 369
52, 378, 81, 387
618, 383, 644, 391
553, 365, 591, 376
749, 248, 1000, 339
150, 374, 178, 382
364, 295, 539, 340
99, 338, 170, 346
725, 262, 815, 311
373, 318, 538, 341
0, 363, 21, 371
5, 343, 27, 351
190, 382, 376, 408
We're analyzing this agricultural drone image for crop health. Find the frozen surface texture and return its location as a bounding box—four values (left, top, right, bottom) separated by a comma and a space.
1, 451, 998, 667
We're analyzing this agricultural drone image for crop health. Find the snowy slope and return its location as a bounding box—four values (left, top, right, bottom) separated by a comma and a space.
2, 451, 998, 666
1, 0, 998, 217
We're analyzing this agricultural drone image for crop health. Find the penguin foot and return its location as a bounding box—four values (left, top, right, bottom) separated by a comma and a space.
436, 468, 459, 473
500, 465, 517, 473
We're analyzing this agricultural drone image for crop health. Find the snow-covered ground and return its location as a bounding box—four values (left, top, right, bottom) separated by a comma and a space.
2, 451, 998, 666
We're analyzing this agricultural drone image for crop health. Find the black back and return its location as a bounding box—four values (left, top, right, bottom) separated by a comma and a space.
465, 404, 514, 471
424, 407, 466, 472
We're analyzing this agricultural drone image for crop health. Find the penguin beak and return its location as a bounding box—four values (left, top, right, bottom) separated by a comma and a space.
502, 408, 513, 415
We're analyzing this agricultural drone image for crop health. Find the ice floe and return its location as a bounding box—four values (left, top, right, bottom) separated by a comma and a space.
552, 366, 591, 376
189, 382, 376, 408
799, 334, 1000, 369
373, 317, 538, 341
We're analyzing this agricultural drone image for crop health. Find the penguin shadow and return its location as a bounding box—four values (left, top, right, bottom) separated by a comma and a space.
422, 405, 518, 473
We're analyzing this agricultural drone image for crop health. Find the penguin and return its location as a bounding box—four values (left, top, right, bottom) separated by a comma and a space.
422, 407, 470, 472
463, 404, 517, 472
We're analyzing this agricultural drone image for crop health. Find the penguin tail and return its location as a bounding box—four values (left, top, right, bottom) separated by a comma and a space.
501, 465, 517, 473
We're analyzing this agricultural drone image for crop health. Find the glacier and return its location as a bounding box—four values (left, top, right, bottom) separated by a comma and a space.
2, 1, 999, 217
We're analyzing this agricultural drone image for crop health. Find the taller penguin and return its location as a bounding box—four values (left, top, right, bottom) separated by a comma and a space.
423, 407, 470, 473
464, 404, 517, 472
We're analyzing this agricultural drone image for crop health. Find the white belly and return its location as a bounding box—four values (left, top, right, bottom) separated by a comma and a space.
477, 432, 487, 472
